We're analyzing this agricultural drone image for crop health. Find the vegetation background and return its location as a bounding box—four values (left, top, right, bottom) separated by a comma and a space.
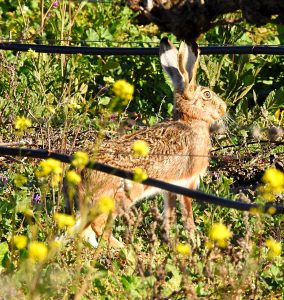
0, 0, 283, 299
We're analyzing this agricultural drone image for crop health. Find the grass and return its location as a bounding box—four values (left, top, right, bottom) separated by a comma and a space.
0, 1, 283, 299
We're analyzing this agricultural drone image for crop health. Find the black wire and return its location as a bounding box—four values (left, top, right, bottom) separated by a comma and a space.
0, 146, 283, 214
1, 38, 280, 47
1, 42, 284, 55
0, 43, 156, 55
0, 38, 161, 45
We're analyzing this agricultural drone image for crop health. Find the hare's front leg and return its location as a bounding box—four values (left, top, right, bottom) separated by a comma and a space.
90, 213, 124, 248
85, 181, 144, 248
72, 213, 123, 248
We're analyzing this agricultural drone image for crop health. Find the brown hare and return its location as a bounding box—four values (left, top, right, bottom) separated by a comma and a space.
74, 37, 227, 248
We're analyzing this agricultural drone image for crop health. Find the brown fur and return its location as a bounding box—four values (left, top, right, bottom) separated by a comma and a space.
76, 38, 226, 247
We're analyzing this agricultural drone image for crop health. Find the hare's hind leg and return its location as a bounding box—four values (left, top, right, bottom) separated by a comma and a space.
180, 196, 195, 231
163, 192, 177, 238
180, 179, 199, 231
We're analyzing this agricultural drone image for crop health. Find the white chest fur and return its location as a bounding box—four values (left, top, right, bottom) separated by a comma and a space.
132, 175, 201, 203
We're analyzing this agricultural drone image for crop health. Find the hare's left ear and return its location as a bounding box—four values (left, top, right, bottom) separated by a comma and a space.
178, 41, 199, 93
159, 37, 184, 92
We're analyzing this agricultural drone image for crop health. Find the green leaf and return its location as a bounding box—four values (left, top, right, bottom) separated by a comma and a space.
148, 116, 157, 126
263, 86, 284, 113
277, 25, 284, 44
121, 275, 133, 290
15, 190, 30, 213
86, 29, 100, 43
196, 282, 206, 296
234, 84, 254, 102
102, 61, 120, 71
167, 103, 173, 115
0, 242, 9, 272
80, 83, 88, 95
98, 96, 111, 106
165, 263, 182, 292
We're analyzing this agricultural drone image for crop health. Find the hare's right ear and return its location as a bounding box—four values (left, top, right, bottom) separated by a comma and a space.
159, 37, 184, 92
178, 41, 199, 93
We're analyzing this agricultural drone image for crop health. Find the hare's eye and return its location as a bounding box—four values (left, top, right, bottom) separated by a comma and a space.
202, 90, 212, 100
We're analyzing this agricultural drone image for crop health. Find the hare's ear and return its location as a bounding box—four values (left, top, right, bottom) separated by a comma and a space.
159, 37, 184, 92
178, 41, 199, 92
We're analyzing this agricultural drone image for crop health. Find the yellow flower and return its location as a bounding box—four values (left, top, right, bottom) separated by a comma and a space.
23, 208, 34, 217
28, 241, 48, 261
14, 116, 32, 133
68, 98, 81, 110
72, 151, 89, 170
176, 243, 191, 255
47, 105, 56, 114
262, 191, 276, 202
132, 140, 150, 157
274, 109, 281, 120
209, 223, 232, 248
66, 170, 81, 185
249, 207, 262, 216
14, 174, 27, 187
54, 213, 75, 229
13, 235, 28, 250
36, 158, 62, 177
96, 196, 115, 214
51, 174, 61, 187
265, 238, 281, 259
205, 240, 213, 250
262, 167, 284, 189
267, 206, 277, 215
133, 167, 148, 183
112, 79, 134, 102
260, 167, 284, 201
274, 108, 284, 124
26, 48, 37, 59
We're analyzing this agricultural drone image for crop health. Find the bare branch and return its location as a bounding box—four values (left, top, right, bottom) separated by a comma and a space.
128, 0, 284, 41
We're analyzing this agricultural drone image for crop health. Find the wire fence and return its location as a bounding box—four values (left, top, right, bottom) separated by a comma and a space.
1, 39, 283, 214
0, 38, 162, 45
1, 42, 284, 55
0, 146, 283, 214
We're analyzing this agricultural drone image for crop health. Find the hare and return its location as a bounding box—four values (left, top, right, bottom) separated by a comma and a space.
74, 37, 227, 248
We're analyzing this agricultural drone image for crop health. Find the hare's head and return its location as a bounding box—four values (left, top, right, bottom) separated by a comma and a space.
159, 37, 226, 125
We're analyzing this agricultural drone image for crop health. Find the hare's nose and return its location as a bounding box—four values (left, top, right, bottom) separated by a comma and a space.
219, 102, 227, 116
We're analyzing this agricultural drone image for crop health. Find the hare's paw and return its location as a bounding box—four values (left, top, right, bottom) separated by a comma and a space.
82, 225, 99, 248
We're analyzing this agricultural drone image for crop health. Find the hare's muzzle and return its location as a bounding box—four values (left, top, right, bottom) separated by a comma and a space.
218, 102, 227, 117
